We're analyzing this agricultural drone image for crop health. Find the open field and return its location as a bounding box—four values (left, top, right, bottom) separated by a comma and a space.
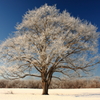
0, 89, 100, 100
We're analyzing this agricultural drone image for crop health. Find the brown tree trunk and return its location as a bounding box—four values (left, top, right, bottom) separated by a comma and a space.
41, 67, 53, 95
42, 81, 49, 95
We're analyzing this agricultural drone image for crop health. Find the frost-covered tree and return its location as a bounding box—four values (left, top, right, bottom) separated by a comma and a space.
0, 4, 100, 95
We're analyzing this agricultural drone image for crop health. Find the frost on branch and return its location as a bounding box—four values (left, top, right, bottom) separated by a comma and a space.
0, 4, 99, 80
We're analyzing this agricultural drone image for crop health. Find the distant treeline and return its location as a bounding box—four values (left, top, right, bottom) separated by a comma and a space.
0, 77, 100, 88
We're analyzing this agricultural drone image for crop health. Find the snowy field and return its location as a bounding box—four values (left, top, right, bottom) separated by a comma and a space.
0, 89, 100, 100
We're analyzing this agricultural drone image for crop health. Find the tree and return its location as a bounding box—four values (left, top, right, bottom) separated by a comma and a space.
0, 4, 99, 95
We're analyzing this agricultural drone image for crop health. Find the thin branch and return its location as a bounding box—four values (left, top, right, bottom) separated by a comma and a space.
52, 76, 61, 81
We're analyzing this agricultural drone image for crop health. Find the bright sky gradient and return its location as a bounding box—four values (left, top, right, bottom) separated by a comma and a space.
0, 0, 100, 76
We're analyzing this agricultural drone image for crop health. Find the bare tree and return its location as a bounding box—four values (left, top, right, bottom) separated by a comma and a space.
0, 4, 100, 95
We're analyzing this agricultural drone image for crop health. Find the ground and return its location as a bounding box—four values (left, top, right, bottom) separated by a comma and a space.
0, 89, 100, 100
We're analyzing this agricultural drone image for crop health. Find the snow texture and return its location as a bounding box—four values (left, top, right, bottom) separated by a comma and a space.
0, 89, 100, 100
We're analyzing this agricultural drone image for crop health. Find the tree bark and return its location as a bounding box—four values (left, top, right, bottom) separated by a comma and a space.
42, 80, 49, 95
41, 67, 53, 95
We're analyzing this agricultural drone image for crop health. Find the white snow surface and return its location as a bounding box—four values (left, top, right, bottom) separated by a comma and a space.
0, 88, 100, 100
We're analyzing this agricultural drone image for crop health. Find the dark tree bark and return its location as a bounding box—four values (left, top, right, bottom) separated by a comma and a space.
41, 71, 49, 95
41, 69, 53, 95
42, 80, 49, 95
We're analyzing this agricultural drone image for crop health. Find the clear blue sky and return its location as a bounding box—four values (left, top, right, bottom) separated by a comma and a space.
0, 0, 100, 76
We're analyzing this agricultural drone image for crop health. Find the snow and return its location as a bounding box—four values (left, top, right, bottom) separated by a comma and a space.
0, 89, 100, 100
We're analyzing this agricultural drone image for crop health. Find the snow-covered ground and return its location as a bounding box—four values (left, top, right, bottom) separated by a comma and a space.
0, 89, 100, 100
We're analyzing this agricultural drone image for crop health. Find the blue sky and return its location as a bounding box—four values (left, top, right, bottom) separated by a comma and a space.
0, 0, 100, 76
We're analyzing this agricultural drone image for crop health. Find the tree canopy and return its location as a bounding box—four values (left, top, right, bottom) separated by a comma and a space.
0, 4, 100, 94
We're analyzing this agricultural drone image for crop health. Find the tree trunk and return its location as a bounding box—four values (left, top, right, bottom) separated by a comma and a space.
41, 67, 53, 95
42, 81, 49, 95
